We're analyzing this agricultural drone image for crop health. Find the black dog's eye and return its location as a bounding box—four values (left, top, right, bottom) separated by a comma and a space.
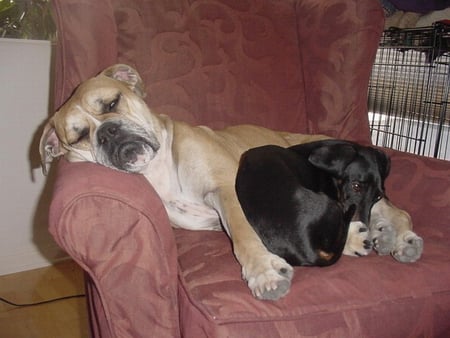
352, 182, 362, 193
103, 94, 121, 113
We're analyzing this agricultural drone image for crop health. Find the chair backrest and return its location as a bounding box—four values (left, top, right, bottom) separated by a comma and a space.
51, 0, 384, 142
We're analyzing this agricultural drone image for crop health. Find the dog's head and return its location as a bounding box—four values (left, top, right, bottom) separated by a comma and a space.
307, 140, 390, 224
39, 64, 161, 175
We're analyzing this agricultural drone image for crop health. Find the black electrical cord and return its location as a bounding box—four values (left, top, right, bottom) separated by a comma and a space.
0, 294, 85, 307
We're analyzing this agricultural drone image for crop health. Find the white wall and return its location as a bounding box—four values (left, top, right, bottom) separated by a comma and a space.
0, 38, 67, 275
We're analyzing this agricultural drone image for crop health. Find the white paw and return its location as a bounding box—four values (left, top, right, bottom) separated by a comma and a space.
370, 220, 397, 255
343, 221, 372, 257
243, 253, 293, 301
392, 230, 424, 263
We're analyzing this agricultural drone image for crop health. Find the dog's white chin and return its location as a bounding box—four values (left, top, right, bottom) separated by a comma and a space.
121, 145, 155, 173
123, 154, 151, 173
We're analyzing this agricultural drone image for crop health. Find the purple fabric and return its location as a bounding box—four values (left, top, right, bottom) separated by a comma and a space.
389, 0, 450, 13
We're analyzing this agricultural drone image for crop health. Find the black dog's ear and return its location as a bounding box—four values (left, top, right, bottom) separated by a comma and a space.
308, 144, 356, 176
372, 147, 391, 180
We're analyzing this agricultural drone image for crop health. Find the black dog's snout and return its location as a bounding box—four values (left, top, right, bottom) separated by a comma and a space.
97, 121, 122, 145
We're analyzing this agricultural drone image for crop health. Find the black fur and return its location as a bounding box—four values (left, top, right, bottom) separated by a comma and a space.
235, 140, 390, 266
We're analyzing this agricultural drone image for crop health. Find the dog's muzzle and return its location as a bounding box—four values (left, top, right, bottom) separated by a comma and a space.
95, 119, 160, 173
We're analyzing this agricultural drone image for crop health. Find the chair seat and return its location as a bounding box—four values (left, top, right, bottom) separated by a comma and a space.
175, 225, 450, 336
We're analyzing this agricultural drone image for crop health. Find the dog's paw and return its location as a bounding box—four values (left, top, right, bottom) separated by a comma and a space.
392, 230, 423, 263
243, 254, 293, 301
343, 221, 373, 257
370, 221, 397, 255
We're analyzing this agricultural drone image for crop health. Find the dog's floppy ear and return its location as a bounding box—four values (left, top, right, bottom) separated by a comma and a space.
39, 120, 66, 176
101, 64, 146, 98
372, 147, 391, 180
308, 144, 356, 176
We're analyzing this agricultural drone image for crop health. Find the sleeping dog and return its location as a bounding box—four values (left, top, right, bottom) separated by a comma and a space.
235, 140, 390, 266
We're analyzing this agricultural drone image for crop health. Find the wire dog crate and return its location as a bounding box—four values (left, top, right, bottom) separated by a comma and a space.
368, 22, 450, 160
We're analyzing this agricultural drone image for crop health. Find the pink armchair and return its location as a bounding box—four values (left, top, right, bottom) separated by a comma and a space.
47, 0, 450, 337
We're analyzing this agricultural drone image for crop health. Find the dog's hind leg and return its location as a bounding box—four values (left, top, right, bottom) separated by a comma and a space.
369, 215, 397, 256
205, 187, 293, 300
370, 198, 423, 262
392, 230, 424, 263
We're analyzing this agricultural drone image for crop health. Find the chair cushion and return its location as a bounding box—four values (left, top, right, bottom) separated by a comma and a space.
175, 224, 450, 337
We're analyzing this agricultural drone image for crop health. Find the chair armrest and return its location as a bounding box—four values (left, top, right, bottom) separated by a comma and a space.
295, 0, 384, 142
48, 159, 180, 338
383, 149, 450, 230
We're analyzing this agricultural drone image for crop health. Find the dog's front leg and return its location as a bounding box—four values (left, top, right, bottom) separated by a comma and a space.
205, 187, 293, 300
343, 221, 372, 257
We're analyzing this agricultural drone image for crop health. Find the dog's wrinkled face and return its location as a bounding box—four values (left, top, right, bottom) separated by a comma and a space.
94, 117, 159, 173
308, 141, 390, 225
39, 64, 160, 174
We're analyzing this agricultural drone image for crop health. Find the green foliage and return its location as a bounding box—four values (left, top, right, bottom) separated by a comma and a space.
0, 0, 55, 40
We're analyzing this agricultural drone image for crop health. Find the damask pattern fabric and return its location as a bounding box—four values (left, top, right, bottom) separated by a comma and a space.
53, 0, 383, 141
113, 0, 309, 133
49, 160, 180, 337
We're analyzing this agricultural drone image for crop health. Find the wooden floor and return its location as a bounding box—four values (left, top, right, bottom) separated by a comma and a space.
0, 260, 89, 338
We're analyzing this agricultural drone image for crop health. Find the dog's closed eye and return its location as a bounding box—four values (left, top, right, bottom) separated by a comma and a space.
102, 94, 121, 113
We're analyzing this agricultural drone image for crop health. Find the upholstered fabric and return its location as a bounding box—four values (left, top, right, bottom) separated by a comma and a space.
113, 0, 309, 133
176, 228, 450, 337
52, 0, 382, 142
47, 0, 450, 337
49, 160, 180, 337
384, 149, 450, 225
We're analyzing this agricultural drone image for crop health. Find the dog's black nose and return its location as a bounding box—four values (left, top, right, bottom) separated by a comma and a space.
118, 142, 141, 164
97, 121, 122, 145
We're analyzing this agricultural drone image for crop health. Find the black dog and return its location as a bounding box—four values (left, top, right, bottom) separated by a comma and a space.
235, 140, 390, 266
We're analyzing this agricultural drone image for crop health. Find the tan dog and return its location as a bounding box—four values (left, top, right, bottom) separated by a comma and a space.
40, 64, 423, 300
